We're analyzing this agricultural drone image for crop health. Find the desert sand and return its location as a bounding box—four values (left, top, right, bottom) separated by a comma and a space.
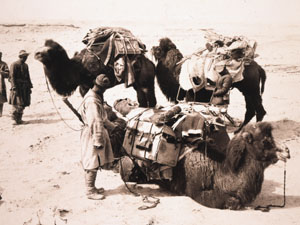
0, 20, 300, 225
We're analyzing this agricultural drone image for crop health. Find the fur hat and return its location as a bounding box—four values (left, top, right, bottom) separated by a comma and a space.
19, 50, 30, 58
94, 74, 110, 89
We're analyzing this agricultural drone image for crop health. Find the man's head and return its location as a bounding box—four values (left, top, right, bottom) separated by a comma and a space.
0, 51, 2, 60
19, 50, 29, 62
92, 74, 111, 94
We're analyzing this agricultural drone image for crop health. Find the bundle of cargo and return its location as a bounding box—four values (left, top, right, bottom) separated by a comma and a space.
175, 30, 259, 100
82, 26, 146, 59
114, 99, 229, 181
203, 30, 258, 65
81, 27, 147, 87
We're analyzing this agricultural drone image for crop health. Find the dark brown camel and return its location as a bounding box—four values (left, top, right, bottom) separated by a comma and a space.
34, 39, 157, 107
152, 38, 267, 132
121, 121, 290, 209
169, 121, 289, 209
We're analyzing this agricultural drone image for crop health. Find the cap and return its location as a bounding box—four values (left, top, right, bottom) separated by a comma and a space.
95, 74, 110, 89
19, 50, 30, 57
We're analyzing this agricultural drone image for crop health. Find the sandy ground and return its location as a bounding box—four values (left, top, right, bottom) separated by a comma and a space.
0, 21, 300, 225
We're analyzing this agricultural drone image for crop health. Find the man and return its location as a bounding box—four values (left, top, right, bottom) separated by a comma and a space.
0, 51, 9, 117
9, 50, 33, 124
211, 71, 233, 106
80, 74, 114, 200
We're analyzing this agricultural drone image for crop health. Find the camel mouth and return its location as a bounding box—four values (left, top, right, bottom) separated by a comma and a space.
34, 46, 50, 62
276, 145, 291, 162
34, 51, 43, 61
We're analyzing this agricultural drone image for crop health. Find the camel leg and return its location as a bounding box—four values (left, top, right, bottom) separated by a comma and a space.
185, 89, 195, 102
135, 87, 148, 108
145, 86, 157, 108
253, 94, 266, 122
235, 95, 256, 133
193, 190, 232, 209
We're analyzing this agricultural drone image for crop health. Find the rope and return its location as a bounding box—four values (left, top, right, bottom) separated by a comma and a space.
176, 86, 182, 102
104, 35, 114, 65
119, 156, 140, 197
119, 155, 160, 210
44, 75, 82, 132
254, 162, 287, 212
138, 195, 160, 210
86, 47, 101, 61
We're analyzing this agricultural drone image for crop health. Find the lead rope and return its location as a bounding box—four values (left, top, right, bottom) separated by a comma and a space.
254, 162, 287, 212
44, 75, 82, 132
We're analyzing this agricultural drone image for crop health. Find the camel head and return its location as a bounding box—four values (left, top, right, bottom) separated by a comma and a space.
34, 39, 83, 96
226, 122, 290, 172
35, 39, 70, 66
151, 37, 183, 77
151, 38, 182, 62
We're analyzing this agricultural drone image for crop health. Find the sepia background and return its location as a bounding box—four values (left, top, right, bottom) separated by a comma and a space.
0, 0, 300, 224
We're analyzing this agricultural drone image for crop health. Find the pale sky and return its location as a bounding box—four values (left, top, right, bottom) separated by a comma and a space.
1, 0, 300, 24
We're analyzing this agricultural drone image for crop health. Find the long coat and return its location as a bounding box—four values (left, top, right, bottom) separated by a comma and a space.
211, 74, 233, 105
9, 59, 33, 107
80, 89, 114, 170
0, 61, 9, 104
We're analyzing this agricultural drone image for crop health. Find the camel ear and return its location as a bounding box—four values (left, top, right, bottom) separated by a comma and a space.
242, 132, 253, 144
226, 135, 247, 172
206, 43, 213, 52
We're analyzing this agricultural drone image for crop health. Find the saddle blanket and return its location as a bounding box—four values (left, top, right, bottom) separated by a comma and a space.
179, 54, 244, 91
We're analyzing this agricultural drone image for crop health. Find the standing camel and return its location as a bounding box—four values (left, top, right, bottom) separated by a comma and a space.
152, 38, 266, 133
35, 39, 157, 108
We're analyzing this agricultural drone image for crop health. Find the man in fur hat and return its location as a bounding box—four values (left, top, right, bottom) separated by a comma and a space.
79, 74, 115, 200
8, 50, 33, 124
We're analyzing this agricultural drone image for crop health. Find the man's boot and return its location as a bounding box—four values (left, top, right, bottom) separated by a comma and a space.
12, 111, 19, 125
12, 112, 23, 125
84, 170, 105, 200
17, 112, 24, 124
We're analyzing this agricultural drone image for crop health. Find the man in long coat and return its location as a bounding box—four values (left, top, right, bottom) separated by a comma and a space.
80, 74, 114, 200
9, 50, 33, 124
0, 51, 9, 117
211, 73, 233, 105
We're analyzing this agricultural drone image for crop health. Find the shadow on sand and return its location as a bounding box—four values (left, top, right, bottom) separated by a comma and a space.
26, 112, 58, 118
251, 179, 300, 210
103, 183, 174, 199
21, 118, 62, 125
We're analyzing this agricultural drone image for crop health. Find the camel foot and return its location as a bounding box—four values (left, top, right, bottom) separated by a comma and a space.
225, 197, 242, 210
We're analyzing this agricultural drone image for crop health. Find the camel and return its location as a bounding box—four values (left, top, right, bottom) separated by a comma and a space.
120, 121, 290, 209
151, 38, 267, 133
34, 39, 157, 107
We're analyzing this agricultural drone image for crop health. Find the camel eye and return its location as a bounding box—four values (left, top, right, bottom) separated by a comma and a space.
262, 137, 273, 149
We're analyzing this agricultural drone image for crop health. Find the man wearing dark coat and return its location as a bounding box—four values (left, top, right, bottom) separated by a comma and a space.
211, 73, 233, 106
0, 51, 9, 117
9, 50, 33, 124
